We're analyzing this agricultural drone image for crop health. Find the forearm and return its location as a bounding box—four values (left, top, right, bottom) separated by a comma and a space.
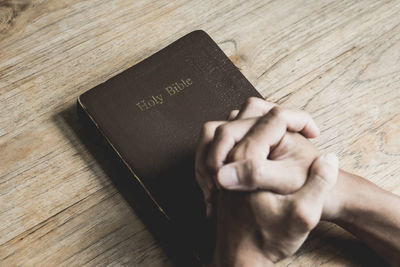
330, 170, 400, 264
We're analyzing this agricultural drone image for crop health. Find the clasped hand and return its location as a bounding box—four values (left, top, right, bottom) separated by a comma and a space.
195, 97, 340, 266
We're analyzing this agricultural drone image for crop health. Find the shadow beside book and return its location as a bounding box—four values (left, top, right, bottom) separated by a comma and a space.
52, 103, 212, 266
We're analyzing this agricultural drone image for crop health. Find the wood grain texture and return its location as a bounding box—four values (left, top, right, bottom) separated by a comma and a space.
1, 0, 399, 266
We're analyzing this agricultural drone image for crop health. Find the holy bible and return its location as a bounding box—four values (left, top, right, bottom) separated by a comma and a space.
77, 30, 262, 264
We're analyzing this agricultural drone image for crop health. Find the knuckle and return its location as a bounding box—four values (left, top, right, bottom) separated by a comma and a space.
260, 106, 285, 126
227, 147, 241, 162
214, 124, 230, 139
244, 97, 261, 107
269, 106, 287, 123
243, 97, 270, 113
228, 145, 247, 162
200, 121, 216, 139
229, 141, 258, 162
269, 106, 282, 117
245, 159, 263, 188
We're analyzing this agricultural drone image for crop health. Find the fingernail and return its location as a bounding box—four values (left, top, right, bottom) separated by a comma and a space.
218, 165, 239, 188
320, 153, 338, 168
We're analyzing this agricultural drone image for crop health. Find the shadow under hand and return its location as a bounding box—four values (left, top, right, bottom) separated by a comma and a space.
296, 222, 389, 266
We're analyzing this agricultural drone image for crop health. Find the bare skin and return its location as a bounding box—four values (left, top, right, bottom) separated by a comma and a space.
212, 154, 338, 266
195, 97, 400, 265
195, 98, 320, 217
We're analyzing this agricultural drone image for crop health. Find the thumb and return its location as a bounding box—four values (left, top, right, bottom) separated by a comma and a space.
216, 159, 302, 192
294, 153, 339, 206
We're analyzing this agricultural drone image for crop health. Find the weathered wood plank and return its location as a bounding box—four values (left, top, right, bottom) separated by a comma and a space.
1, 0, 399, 265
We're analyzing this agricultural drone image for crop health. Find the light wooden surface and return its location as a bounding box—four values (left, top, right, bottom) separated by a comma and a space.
1, 0, 399, 266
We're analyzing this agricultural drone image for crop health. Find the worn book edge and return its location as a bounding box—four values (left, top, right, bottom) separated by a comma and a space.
77, 96, 170, 221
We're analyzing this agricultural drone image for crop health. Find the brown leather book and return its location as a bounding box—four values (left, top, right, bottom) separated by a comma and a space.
77, 30, 262, 264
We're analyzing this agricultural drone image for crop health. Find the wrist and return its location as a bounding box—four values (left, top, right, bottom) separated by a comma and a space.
322, 170, 361, 222
322, 169, 377, 224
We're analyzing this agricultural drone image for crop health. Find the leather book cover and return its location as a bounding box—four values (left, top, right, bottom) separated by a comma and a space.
77, 30, 262, 264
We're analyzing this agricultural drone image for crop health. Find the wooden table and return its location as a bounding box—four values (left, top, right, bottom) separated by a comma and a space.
1, 0, 399, 266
